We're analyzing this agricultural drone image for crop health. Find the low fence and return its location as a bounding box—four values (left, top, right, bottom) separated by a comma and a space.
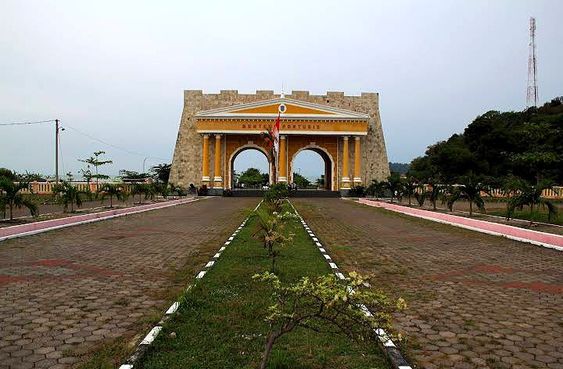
413, 185, 562, 200
15, 182, 135, 195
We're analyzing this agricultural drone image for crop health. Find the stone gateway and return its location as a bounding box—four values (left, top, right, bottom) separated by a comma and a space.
169, 90, 390, 194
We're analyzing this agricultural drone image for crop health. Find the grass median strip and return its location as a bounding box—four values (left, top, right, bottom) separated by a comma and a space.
138, 201, 389, 369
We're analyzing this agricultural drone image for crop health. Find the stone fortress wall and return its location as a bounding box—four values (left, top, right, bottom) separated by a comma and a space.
169, 90, 390, 189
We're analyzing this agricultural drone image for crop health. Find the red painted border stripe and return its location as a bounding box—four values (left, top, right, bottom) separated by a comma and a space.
358, 199, 563, 251
0, 198, 198, 241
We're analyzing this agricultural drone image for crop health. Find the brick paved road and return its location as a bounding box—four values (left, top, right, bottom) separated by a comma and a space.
0, 197, 258, 369
293, 199, 563, 369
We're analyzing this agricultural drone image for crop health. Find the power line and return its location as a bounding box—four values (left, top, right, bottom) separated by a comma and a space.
62, 124, 167, 161
0, 119, 56, 126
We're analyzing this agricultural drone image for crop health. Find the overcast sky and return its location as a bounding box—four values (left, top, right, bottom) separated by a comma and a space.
1, 0, 562, 181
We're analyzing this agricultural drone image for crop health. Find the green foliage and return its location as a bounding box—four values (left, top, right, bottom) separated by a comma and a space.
441, 175, 489, 216
151, 163, 171, 184
264, 183, 289, 202
98, 183, 126, 208
410, 98, 563, 184
79, 151, 113, 185
389, 162, 410, 175
414, 191, 426, 207
366, 180, 386, 199
119, 170, 149, 181
0, 168, 17, 181
507, 180, 558, 224
238, 167, 268, 188
0, 177, 38, 220
292, 172, 310, 188
52, 181, 86, 212
386, 172, 403, 203
254, 271, 405, 369
401, 177, 418, 206
349, 185, 366, 197
251, 205, 294, 273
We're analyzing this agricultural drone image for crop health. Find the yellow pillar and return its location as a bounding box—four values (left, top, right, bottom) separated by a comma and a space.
202, 134, 210, 185
341, 136, 350, 189
278, 135, 287, 182
353, 136, 361, 185
213, 134, 223, 188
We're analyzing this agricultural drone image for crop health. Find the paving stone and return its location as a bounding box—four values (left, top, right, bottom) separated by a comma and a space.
293, 199, 563, 369
0, 198, 258, 369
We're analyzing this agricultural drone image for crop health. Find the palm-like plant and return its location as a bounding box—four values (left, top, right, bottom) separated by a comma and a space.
445, 175, 489, 216
0, 178, 38, 220
366, 180, 386, 199
98, 183, 126, 208
508, 179, 558, 224
52, 181, 86, 213
130, 183, 147, 204
401, 177, 418, 206
427, 180, 443, 211
386, 173, 403, 203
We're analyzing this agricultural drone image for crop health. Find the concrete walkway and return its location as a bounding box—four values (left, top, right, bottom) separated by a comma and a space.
0, 197, 198, 242
358, 198, 563, 251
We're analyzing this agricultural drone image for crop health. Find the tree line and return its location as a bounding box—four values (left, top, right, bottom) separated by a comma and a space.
356, 97, 563, 222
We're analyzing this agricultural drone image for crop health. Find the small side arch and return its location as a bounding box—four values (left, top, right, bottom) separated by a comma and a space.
290, 144, 336, 191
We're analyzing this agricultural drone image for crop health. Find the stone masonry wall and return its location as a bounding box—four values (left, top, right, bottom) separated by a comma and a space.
169, 90, 390, 188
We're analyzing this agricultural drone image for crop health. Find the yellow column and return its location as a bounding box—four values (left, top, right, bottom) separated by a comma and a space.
341, 136, 350, 189
278, 135, 287, 182
202, 134, 210, 185
353, 136, 361, 185
213, 134, 222, 188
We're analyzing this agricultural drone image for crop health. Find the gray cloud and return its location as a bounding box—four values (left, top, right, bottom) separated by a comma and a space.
1, 0, 561, 178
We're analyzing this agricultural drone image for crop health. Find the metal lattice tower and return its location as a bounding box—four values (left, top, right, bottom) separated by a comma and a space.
527, 17, 538, 108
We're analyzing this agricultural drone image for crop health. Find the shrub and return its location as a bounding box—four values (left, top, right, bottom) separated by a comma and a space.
264, 183, 288, 202
197, 184, 208, 196
349, 185, 366, 197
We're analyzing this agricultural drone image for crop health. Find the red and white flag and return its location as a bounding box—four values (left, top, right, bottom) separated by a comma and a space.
272, 111, 281, 155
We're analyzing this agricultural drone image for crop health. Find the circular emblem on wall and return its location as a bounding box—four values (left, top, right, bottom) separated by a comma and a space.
278, 103, 287, 114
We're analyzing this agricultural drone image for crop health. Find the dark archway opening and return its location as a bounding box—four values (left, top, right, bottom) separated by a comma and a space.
291, 148, 332, 190
231, 147, 271, 189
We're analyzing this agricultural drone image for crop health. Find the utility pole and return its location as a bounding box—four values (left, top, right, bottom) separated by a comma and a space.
55, 119, 60, 183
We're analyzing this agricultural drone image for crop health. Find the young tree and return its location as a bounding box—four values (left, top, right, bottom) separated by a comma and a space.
0, 178, 38, 220
386, 172, 403, 203
254, 271, 406, 369
427, 181, 443, 211
80, 165, 93, 185
98, 183, 126, 208
252, 210, 292, 273
401, 177, 418, 206
79, 151, 113, 187
366, 179, 386, 199
508, 179, 558, 224
151, 163, 171, 184
445, 175, 490, 216
292, 172, 310, 188
52, 181, 85, 212
238, 168, 267, 188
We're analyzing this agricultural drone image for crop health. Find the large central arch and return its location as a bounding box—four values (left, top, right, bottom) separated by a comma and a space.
289, 145, 335, 191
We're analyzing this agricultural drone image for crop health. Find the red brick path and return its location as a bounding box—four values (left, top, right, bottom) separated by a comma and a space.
0, 197, 258, 369
293, 199, 563, 369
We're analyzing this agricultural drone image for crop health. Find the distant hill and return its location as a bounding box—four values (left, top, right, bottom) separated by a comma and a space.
389, 162, 410, 175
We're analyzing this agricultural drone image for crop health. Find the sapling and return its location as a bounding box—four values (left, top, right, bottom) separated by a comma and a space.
254, 271, 406, 369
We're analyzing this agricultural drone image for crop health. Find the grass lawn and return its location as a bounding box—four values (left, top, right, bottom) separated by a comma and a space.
488, 207, 562, 225
138, 201, 389, 369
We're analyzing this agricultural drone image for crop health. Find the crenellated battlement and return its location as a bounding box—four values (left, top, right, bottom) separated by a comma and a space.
171, 88, 388, 190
